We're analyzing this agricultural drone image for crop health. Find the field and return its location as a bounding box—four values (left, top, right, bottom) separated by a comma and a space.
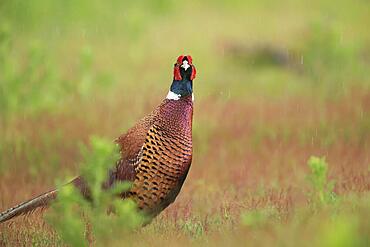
0, 0, 369, 246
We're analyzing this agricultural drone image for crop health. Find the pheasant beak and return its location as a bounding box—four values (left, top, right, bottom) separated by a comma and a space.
181, 60, 190, 71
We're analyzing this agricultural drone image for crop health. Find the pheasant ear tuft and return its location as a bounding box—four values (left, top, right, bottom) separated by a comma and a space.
186, 55, 193, 64
174, 66, 182, 80
176, 55, 185, 65
190, 65, 196, 80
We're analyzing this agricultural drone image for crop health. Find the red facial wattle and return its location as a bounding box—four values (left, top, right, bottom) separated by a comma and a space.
174, 66, 182, 81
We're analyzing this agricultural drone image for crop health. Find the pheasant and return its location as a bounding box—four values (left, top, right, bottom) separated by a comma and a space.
0, 55, 196, 223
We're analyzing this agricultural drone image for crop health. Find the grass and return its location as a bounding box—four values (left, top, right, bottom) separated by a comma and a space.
46, 137, 145, 247
0, 0, 369, 246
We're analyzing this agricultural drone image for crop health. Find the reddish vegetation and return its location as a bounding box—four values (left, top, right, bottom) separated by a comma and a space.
0, 88, 369, 245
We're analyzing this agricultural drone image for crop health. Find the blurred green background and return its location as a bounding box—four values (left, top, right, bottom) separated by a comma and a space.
0, 0, 369, 246
1, 0, 369, 114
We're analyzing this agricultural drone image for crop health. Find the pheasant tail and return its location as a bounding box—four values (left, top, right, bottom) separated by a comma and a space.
0, 189, 57, 223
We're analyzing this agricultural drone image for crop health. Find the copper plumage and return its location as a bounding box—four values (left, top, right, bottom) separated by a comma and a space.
0, 55, 196, 223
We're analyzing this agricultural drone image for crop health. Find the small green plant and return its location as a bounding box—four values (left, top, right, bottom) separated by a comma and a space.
47, 136, 146, 246
306, 156, 337, 207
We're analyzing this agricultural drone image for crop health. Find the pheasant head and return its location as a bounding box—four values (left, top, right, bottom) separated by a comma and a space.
167, 55, 196, 100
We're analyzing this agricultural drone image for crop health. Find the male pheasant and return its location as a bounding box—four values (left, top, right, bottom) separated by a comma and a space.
0, 55, 196, 223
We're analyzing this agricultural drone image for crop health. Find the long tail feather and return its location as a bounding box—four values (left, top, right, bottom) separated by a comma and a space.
0, 189, 57, 223
0, 176, 95, 224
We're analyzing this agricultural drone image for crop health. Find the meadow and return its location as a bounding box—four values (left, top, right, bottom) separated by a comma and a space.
0, 0, 369, 246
